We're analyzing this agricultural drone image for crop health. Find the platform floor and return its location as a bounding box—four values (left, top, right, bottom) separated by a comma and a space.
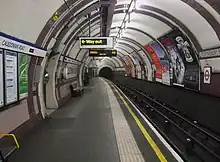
9, 78, 180, 162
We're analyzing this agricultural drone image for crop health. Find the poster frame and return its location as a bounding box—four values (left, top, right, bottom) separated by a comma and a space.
3, 49, 19, 105
0, 48, 32, 110
18, 53, 30, 99
0, 49, 4, 107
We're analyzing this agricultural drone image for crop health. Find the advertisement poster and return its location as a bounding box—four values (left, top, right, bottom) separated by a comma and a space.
18, 53, 29, 98
123, 57, 130, 76
160, 37, 185, 87
123, 60, 130, 76
203, 66, 211, 84
4, 50, 18, 105
145, 45, 163, 82
64, 64, 78, 79
136, 66, 142, 79
124, 56, 135, 77
160, 31, 199, 90
151, 42, 171, 85
171, 30, 199, 90
0, 49, 4, 107
139, 50, 152, 80
134, 51, 148, 80
131, 52, 142, 79
133, 54, 146, 80
161, 60, 170, 85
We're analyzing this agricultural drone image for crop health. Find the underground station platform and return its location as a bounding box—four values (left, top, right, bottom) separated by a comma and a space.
6, 78, 182, 162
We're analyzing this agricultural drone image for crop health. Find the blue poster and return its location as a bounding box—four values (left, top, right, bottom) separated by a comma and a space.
151, 42, 166, 59
151, 42, 171, 85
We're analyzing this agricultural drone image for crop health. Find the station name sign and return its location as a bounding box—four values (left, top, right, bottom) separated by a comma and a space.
89, 49, 117, 57
2, 40, 25, 51
79, 37, 114, 49
0, 32, 47, 57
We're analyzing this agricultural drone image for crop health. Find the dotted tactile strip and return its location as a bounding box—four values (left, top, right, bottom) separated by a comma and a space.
102, 79, 145, 162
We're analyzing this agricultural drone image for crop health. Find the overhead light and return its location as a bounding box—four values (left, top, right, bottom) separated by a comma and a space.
136, 0, 142, 9
125, 13, 130, 22
124, 21, 128, 29
133, 0, 143, 10
119, 33, 122, 38
122, 23, 125, 29
123, 22, 127, 30
122, 28, 125, 33
129, 1, 135, 13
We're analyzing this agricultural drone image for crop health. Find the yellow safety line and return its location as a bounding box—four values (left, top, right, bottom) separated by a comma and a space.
0, 133, 20, 148
111, 83, 167, 162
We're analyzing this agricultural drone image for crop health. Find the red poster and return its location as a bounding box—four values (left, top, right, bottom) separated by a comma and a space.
124, 56, 135, 77
144, 45, 163, 81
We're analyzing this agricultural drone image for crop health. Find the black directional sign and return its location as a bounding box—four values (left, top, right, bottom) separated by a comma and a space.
89, 49, 117, 57
79, 37, 114, 49
81, 38, 107, 46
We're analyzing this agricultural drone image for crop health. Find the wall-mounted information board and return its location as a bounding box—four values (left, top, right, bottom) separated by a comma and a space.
19, 53, 30, 98
79, 37, 114, 49
0, 49, 4, 107
4, 50, 18, 105
89, 49, 117, 57
0, 32, 48, 109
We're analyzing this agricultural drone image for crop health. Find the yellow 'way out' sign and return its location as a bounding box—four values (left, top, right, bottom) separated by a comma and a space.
79, 37, 114, 49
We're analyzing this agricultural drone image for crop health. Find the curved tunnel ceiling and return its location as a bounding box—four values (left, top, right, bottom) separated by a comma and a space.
0, 0, 220, 69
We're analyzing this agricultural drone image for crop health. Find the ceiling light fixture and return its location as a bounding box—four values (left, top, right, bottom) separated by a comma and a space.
119, 33, 122, 38
116, 0, 135, 39
129, 1, 135, 13
125, 13, 130, 22
124, 21, 128, 29
136, 0, 142, 9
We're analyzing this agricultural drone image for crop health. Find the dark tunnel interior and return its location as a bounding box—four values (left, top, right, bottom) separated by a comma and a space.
99, 67, 113, 80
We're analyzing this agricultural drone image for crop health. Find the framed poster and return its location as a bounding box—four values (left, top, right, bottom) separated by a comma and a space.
171, 30, 199, 90
160, 37, 185, 87
0, 49, 4, 107
144, 45, 163, 82
64, 64, 78, 79
18, 53, 29, 98
4, 50, 18, 105
151, 42, 171, 85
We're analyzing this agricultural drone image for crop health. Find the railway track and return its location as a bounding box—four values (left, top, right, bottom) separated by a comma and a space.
115, 82, 220, 162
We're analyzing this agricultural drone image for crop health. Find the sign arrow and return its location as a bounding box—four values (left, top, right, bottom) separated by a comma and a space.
81, 40, 85, 44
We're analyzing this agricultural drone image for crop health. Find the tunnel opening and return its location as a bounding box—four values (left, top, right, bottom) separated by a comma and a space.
99, 67, 113, 80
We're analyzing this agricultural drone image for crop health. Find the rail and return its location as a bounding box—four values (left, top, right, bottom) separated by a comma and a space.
115, 82, 220, 162
0, 133, 19, 162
